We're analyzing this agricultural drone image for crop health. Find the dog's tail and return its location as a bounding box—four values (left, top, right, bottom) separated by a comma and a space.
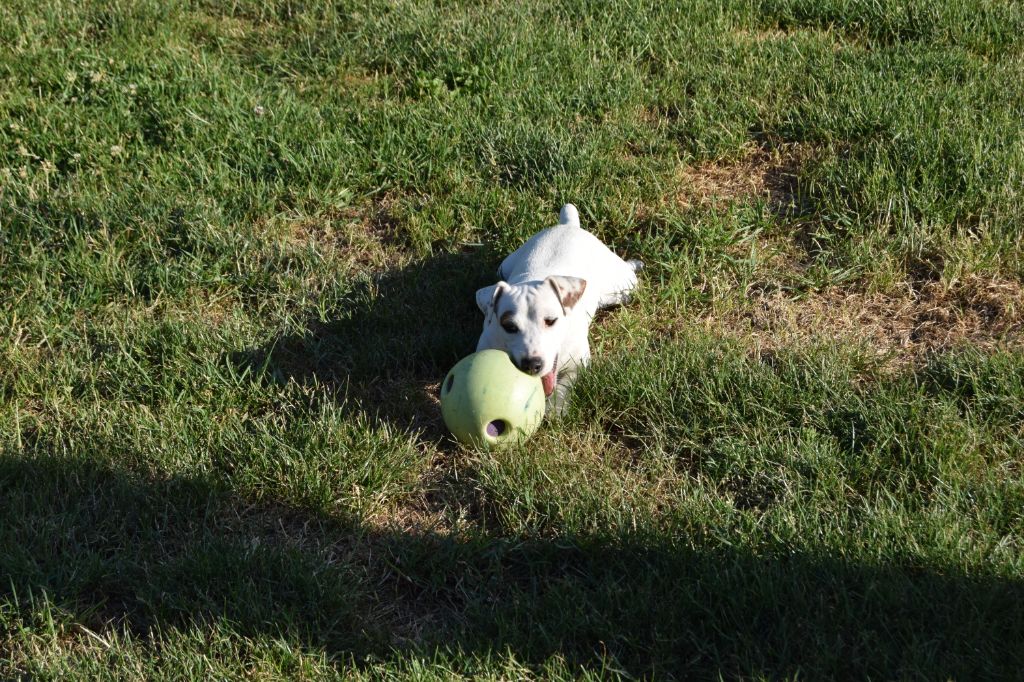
559, 203, 580, 227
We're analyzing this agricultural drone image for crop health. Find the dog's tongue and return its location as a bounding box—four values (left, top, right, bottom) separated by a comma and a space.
542, 370, 557, 397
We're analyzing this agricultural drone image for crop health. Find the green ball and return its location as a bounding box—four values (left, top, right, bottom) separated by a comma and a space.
440, 350, 546, 448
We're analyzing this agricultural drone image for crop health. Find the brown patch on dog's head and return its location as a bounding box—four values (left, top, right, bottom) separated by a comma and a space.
545, 275, 587, 313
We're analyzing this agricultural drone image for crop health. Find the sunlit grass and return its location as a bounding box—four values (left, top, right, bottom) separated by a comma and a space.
2, 0, 1023, 678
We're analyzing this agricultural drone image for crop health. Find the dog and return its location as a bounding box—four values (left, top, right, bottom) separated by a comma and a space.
475, 204, 641, 412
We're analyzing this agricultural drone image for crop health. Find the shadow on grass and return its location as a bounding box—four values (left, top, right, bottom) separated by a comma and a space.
232, 251, 496, 438
2, 453, 1022, 678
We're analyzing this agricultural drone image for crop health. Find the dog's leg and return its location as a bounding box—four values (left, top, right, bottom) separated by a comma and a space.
547, 364, 578, 417
597, 260, 643, 309
546, 342, 589, 416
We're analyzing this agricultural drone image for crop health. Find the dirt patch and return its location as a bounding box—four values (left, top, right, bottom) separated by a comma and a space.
673, 144, 812, 214
732, 28, 795, 44
731, 26, 852, 48
365, 447, 484, 538
280, 196, 412, 271
704, 275, 1024, 364
353, 376, 446, 442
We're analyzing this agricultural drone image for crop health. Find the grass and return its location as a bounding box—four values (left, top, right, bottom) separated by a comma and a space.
2, 0, 1023, 678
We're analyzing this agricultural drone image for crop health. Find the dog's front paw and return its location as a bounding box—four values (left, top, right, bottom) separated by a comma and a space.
545, 364, 580, 418
627, 259, 644, 273
546, 386, 571, 418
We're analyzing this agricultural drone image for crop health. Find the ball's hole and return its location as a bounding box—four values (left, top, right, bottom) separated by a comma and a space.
486, 420, 507, 438
443, 374, 454, 394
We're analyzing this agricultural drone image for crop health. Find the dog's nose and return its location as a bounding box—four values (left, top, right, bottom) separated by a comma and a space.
519, 356, 544, 375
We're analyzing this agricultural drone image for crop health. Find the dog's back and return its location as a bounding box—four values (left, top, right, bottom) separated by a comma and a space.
499, 204, 637, 315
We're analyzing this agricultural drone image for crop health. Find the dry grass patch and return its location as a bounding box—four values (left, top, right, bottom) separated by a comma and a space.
732, 27, 795, 44
276, 196, 413, 272
731, 26, 855, 50
351, 376, 446, 442
366, 421, 686, 539
672, 144, 813, 213
154, 287, 240, 330
365, 446, 480, 537
705, 275, 1024, 364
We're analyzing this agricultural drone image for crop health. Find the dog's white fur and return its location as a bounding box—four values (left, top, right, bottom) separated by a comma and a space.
475, 204, 641, 412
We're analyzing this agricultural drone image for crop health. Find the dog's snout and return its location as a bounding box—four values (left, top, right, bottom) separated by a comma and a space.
519, 356, 544, 375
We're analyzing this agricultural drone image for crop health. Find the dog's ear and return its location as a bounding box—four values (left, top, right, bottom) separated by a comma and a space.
545, 275, 587, 313
475, 282, 510, 315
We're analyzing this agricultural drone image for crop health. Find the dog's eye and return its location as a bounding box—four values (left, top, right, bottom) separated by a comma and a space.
544, 317, 557, 327
502, 322, 519, 334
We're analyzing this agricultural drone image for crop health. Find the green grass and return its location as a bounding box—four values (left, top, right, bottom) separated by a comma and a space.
2, 0, 1023, 678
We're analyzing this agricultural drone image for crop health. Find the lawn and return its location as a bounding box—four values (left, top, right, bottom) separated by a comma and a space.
2, 0, 1023, 678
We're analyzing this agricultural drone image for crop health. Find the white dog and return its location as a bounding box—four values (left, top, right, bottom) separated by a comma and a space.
475, 204, 641, 412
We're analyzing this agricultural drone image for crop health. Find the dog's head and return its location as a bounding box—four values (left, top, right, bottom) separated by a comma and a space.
475, 276, 586, 397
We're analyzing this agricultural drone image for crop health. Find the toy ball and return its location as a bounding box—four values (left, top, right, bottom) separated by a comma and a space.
440, 349, 545, 448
